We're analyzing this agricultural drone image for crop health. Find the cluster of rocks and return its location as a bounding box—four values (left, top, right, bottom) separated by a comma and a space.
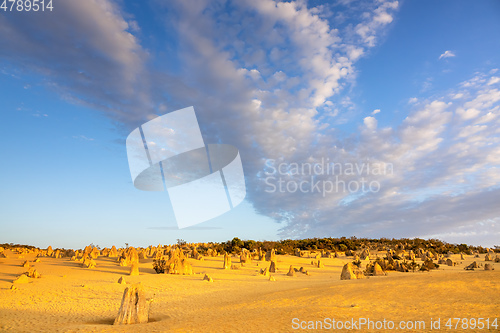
191, 248, 204, 261
5, 242, 498, 289
360, 249, 370, 260
436, 258, 456, 266
295, 266, 310, 275
464, 261, 494, 271
310, 259, 325, 268
259, 266, 270, 276
0, 247, 7, 258
294, 248, 342, 259
161, 248, 193, 275
419, 259, 439, 271
206, 248, 218, 257
337, 246, 454, 279
117, 247, 140, 275
484, 250, 500, 262
259, 262, 309, 277
257, 248, 265, 261
12, 267, 41, 284
239, 249, 252, 264
364, 262, 386, 276
291, 265, 310, 276
265, 249, 276, 262
84, 257, 97, 269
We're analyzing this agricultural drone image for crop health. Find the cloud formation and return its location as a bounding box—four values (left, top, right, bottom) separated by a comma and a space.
0, 0, 149, 125
439, 50, 456, 59
271, 71, 500, 244
1, 0, 498, 245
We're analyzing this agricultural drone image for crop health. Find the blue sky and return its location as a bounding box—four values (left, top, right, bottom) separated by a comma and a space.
1, 0, 499, 249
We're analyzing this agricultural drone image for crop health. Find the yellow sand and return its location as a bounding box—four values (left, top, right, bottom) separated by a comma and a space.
0, 249, 498, 332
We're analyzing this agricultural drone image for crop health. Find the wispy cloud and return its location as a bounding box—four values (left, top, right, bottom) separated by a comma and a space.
72, 135, 95, 141
32, 112, 48, 118
488, 76, 500, 85
439, 50, 456, 60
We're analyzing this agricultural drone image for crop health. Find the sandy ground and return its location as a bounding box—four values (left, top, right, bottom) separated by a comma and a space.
0, 249, 498, 333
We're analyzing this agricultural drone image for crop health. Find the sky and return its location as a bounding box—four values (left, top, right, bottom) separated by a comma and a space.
1, 0, 499, 249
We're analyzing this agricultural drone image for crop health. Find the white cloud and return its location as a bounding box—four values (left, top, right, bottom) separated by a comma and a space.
439, 50, 456, 59
488, 76, 500, 85
372, 109, 381, 115
474, 112, 496, 124
353, 1, 399, 47
408, 97, 418, 104
0, 0, 149, 125
457, 125, 487, 138
269, 70, 500, 244
363, 116, 377, 130
456, 107, 481, 120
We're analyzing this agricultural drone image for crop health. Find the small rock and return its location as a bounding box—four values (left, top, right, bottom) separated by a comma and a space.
269, 260, 277, 273
27, 268, 41, 278
13, 274, 30, 284
88, 259, 96, 269
129, 262, 139, 276
223, 253, 231, 269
